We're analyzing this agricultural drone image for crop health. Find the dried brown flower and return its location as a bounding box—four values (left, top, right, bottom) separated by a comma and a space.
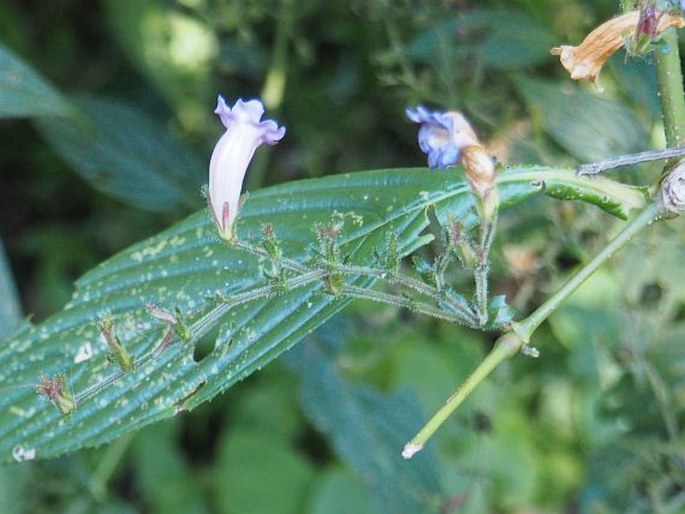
550, 10, 685, 90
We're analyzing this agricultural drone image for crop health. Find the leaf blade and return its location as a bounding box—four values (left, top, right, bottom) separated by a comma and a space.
0, 166, 646, 462
0, 42, 73, 119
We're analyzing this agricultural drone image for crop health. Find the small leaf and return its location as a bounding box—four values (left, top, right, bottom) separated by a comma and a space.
35, 96, 204, 212
0, 42, 73, 119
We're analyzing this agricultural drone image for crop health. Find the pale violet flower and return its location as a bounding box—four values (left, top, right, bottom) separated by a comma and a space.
209, 95, 285, 240
406, 105, 497, 214
405, 105, 478, 169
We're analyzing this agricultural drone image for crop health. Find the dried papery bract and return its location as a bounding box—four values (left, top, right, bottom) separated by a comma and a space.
36, 373, 76, 416
208, 96, 285, 241
550, 10, 685, 91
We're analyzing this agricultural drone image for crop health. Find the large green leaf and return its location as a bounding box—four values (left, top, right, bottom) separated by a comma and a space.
0, 166, 646, 463
292, 340, 443, 514
408, 9, 556, 71
515, 76, 648, 162
35, 96, 204, 212
0, 41, 73, 119
102, 0, 216, 128
0, 239, 26, 514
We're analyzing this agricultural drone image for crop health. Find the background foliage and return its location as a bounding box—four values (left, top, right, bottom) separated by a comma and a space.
1, 0, 685, 512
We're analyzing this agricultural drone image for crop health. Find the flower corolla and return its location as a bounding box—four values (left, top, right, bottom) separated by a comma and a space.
405, 106, 479, 169
550, 10, 685, 91
209, 95, 285, 240
406, 105, 496, 200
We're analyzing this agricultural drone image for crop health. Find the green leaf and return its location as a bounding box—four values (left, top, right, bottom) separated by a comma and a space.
514, 76, 649, 162
485, 295, 515, 330
102, 0, 216, 129
0, 41, 73, 119
132, 423, 211, 514
408, 9, 556, 71
35, 96, 204, 212
0, 239, 21, 334
309, 466, 380, 514
0, 166, 646, 463
292, 341, 443, 514
215, 430, 315, 514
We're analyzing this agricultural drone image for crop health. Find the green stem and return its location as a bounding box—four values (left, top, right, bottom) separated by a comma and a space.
654, 29, 685, 148
403, 200, 664, 457
474, 216, 497, 326
402, 332, 522, 459
514, 201, 662, 342
336, 264, 476, 323
75, 268, 327, 405
341, 285, 477, 327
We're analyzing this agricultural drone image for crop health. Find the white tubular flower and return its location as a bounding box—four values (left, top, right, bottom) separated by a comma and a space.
209, 95, 285, 240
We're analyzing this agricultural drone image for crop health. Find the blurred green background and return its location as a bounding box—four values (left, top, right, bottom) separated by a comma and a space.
2, 0, 685, 512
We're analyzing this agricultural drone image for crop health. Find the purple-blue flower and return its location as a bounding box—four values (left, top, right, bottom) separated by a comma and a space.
405, 106, 478, 169
209, 95, 285, 240
406, 105, 497, 208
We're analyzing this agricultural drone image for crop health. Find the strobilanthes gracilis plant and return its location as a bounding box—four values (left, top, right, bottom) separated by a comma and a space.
4, 8, 685, 514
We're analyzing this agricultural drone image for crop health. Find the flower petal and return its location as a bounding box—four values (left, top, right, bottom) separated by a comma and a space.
208, 95, 285, 240
550, 10, 685, 90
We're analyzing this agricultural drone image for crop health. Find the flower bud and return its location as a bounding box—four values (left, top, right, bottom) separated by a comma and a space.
209, 96, 285, 241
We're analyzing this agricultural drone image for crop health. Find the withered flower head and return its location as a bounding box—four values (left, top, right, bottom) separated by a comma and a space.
550, 10, 685, 91
405, 106, 497, 199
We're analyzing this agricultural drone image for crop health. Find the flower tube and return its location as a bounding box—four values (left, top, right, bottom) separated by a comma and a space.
209, 96, 285, 240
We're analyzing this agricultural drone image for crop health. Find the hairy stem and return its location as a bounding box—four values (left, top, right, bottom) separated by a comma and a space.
335, 263, 477, 323
474, 217, 497, 326
341, 285, 478, 327
75, 269, 327, 405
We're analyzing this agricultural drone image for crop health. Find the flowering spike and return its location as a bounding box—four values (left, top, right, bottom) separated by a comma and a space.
315, 220, 345, 295
209, 96, 286, 241
36, 373, 76, 416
